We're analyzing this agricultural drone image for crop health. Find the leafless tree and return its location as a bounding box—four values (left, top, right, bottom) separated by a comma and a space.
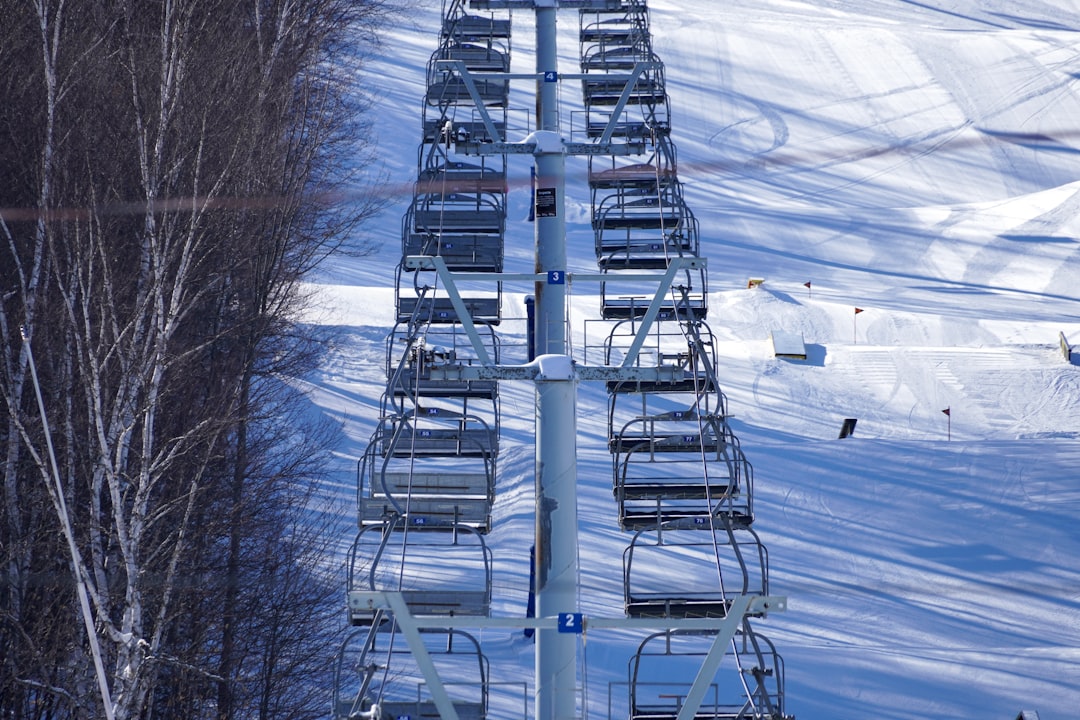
0, 0, 389, 718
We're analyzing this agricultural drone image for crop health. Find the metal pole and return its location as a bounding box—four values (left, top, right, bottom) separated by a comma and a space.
536, 2, 558, 132
532, 4, 577, 720
534, 356, 578, 720
533, 141, 566, 355
533, 0, 566, 356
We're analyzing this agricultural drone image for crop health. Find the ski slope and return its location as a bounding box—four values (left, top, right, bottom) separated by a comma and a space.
303, 2, 1080, 718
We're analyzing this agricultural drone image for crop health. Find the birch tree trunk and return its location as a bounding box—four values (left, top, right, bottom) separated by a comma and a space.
1, 1, 91, 715
1, 0, 386, 717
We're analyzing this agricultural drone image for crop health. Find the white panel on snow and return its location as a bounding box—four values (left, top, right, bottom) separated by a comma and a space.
770, 330, 807, 360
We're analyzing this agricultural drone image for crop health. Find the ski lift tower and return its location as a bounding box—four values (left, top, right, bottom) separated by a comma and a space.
397, 2, 789, 719
465, 3, 636, 718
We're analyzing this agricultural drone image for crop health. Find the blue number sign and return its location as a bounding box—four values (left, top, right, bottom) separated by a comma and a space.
558, 612, 583, 634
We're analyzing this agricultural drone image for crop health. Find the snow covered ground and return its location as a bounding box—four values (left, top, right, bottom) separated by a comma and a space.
302, 2, 1080, 718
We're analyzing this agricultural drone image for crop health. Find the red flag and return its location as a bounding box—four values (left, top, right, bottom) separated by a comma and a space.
854, 307, 864, 314
804, 281, 812, 289
942, 407, 951, 416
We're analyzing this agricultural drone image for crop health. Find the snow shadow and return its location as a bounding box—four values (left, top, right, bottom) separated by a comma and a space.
778, 342, 826, 367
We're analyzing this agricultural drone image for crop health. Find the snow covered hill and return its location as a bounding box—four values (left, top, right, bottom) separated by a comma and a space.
304, 2, 1080, 718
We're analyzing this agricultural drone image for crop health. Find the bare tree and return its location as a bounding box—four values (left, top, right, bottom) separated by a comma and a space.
0, 0, 388, 718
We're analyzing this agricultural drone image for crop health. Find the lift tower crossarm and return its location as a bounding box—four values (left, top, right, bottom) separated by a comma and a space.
404, 255, 707, 369
472, 1, 622, 9
349, 591, 787, 720
458, 137, 646, 157
436, 60, 651, 155
349, 591, 786, 631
